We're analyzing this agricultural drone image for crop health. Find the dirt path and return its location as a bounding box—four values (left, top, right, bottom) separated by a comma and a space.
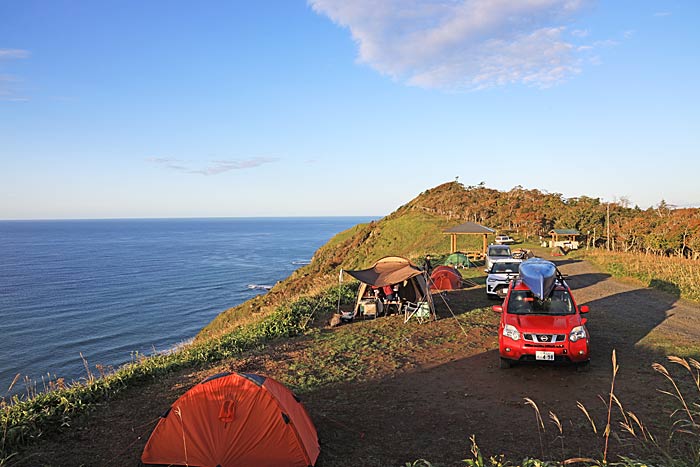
14, 257, 700, 466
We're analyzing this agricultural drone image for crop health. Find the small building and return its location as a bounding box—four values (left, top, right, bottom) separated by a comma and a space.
443, 221, 496, 255
548, 229, 581, 250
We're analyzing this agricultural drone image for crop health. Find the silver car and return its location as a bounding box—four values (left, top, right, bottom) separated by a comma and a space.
484, 244, 512, 271
486, 259, 523, 299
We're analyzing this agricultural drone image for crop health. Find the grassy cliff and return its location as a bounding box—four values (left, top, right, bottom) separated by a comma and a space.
198, 183, 489, 339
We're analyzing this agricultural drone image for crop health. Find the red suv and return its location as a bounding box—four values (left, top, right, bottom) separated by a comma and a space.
493, 269, 590, 369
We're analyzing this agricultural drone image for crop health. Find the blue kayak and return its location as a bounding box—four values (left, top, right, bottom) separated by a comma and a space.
519, 258, 557, 299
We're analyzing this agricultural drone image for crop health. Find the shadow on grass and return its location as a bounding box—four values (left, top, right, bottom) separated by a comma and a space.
649, 279, 682, 297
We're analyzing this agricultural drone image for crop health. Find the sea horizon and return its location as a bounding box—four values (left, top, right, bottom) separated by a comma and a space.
0, 215, 381, 222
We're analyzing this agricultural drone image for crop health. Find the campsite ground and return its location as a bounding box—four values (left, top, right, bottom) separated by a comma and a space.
14, 254, 700, 466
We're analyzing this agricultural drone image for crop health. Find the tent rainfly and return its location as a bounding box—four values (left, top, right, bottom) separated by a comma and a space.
141, 372, 320, 467
343, 256, 435, 320
442, 222, 496, 254
429, 265, 462, 290
444, 251, 471, 268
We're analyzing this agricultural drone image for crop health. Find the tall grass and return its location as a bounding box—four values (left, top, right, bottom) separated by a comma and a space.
585, 250, 700, 302
0, 283, 357, 461
523, 351, 699, 466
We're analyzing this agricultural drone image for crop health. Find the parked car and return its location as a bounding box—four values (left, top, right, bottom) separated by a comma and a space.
485, 259, 522, 299
484, 244, 512, 271
492, 262, 590, 370
511, 248, 534, 260
494, 235, 515, 245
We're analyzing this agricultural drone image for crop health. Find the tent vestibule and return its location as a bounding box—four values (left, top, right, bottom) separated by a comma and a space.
344, 256, 435, 320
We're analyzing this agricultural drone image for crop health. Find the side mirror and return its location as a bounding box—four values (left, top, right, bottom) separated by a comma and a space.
579, 305, 589, 314
484, 268, 489, 273
581, 317, 588, 325
492, 305, 503, 313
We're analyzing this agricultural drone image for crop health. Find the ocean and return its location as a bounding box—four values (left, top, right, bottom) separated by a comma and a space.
0, 217, 371, 395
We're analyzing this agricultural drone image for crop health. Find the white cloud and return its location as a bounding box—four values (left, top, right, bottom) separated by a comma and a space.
148, 157, 279, 176
309, 0, 593, 90
0, 49, 30, 101
654, 11, 671, 17
0, 49, 30, 60
592, 39, 619, 48
0, 75, 27, 102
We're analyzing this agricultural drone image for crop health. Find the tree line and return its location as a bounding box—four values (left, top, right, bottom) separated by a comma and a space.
408, 182, 700, 259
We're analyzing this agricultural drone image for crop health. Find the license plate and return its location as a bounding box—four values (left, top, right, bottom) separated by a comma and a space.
536, 351, 555, 361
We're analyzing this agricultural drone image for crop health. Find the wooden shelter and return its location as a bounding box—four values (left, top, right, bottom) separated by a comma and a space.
443, 222, 496, 254
548, 229, 581, 249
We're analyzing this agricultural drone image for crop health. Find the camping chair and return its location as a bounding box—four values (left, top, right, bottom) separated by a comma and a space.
403, 300, 430, 324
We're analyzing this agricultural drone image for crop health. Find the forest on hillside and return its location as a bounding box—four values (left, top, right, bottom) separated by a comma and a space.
406, 182, 700, 259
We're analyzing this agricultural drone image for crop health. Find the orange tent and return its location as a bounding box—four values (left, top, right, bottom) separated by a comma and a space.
142, 372, 320, 467
430, 265, 462, 290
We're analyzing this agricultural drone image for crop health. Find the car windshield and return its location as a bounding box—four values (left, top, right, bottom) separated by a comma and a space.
491, 262, 520, 274
489, 247, 510, 257
506, 289, 575, 315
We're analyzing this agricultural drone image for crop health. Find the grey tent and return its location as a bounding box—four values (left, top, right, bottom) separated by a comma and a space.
344, 256, 435, 320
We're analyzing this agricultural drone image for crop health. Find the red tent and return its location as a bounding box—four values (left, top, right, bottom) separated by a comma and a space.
142, 372, 319, 467
430, 265, 462, 290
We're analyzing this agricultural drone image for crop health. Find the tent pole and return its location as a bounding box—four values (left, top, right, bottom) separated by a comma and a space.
337, 269, 343, 314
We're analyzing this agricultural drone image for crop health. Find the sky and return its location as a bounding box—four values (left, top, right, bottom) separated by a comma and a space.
1, 0, 698, 219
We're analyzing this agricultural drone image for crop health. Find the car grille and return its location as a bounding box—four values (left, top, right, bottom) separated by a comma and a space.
523, 343, 565, 349
523, 333, 566, 343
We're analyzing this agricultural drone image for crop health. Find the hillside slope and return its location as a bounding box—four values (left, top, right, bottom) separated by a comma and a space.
198, 179, 700, 339
198, 183, 480, 339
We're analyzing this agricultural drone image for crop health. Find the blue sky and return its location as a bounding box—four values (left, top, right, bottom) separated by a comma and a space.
1, 0, 698, 219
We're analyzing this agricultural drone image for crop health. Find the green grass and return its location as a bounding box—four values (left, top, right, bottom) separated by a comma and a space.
278, 306, 495, 393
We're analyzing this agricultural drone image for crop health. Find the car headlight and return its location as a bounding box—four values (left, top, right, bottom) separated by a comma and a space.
503, 324, 520, 341
569, 326, 587, 342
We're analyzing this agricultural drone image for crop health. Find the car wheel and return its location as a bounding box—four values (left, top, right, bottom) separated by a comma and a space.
576, 361, 591, 372
499, 357, 513, 369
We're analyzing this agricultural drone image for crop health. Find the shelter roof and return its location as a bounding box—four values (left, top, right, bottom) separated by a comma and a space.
344, 256, 423, 287
549, 229, 581, 235
443, 221, 496, 234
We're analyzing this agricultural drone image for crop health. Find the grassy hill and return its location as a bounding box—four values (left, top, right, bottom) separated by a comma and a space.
198, 183, 488, 339
199, 179, 700, 339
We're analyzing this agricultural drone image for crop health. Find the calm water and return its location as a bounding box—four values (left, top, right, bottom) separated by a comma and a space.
0, 217, 370, 394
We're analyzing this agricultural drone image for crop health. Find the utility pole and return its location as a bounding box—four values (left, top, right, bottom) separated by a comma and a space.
606, 203, 611, 251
